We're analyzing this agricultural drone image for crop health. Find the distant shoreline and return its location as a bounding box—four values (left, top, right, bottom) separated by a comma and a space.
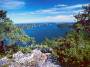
14, 22, 75, 24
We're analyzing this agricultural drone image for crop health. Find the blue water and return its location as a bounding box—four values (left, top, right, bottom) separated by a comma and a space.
24, 23, 72, 43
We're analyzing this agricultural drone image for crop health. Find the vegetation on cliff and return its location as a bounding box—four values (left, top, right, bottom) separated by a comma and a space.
42, 4, 90, 67
0, 10, 31, 57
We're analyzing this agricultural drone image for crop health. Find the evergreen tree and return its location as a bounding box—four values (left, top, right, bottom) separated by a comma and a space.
74, 4, 90, 33
51, 4, 90, 67
0, 10, 31, 53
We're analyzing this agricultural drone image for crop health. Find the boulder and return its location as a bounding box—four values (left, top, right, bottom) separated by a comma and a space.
0, 57, 9, 66
0, 49, 60, 67
13, 51, 24, 59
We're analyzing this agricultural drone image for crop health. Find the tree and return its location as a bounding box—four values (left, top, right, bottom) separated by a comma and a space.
51, 4, 90, 67
0, 10, 31, 53
74, 4, 90, 33
65, 4, 90, 67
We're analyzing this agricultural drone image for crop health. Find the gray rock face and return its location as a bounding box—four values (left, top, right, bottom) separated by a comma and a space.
0, 49, 61, 67
0, 57, 10, 66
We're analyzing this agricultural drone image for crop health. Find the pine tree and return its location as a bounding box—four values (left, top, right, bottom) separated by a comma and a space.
0, 10, 31, 53
74, 4, 90, 33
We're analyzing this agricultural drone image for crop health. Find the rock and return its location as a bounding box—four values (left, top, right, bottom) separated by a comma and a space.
45, 53, 51, 56
13, 51, 24, 59
11, 49, 48, 66
0, 49, 61, 67
31, 49, 47, 63
0, 57, 9, 66
42, 61, 60, 67
41, 48, 52, 53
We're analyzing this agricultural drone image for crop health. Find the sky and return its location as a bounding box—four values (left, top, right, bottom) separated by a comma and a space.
0, 0, 90, 23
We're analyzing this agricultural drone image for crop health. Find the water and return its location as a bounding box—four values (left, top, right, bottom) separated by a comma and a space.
3, 23, 73, 46
23, 23, 73, 43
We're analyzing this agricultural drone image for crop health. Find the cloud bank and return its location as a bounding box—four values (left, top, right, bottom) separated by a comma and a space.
0, 0, 25, 9
6, 2, 89, 23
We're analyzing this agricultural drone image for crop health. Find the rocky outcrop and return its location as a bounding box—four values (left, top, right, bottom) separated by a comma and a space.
0, 49, 60, 67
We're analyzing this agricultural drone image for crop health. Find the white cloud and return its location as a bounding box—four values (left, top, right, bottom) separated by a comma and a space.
63, 4, 82, 9
7, 3, 89, 23
32, 9, 60, 15
0, 0, 25, 9
62, 3, 90, 11
7, 3, 88, 16
39, 15, 75, 22
54, 4, 68, 7
8, 14, 75, 23
21, 4, 87, 15
73, 9, 83, 14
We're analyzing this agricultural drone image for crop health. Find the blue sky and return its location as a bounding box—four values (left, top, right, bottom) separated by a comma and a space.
0, 0, 90, 23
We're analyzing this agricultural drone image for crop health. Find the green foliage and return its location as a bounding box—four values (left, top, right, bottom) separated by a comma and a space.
17, 46, 32, 53
0, 14, 31, 45
0, 10, 32, 58
2, 64, 9, 67
46, 28, 90, 66
41, 4, 90, 67
65, 43, 90, 61
42, 38, 56, 47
